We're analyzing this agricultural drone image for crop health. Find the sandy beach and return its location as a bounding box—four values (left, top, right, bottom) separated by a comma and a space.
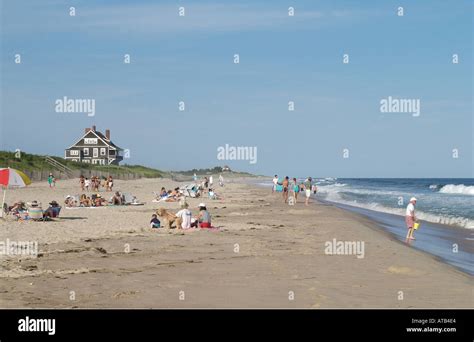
0, 177, 471, 308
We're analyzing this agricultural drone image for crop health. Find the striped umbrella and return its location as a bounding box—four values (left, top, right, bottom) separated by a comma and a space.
0, 168, 32, 217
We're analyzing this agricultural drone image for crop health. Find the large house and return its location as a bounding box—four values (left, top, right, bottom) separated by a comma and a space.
64, 126, 124, 165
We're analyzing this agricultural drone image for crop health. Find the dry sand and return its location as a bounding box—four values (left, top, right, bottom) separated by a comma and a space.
0, 177, 472, 308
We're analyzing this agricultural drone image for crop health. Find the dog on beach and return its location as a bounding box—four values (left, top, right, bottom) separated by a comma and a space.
155, 208, 180, 229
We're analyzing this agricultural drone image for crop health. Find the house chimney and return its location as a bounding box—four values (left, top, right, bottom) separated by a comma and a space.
92, 125, 96, 132
85, 128, 91, 134
105, 129, 110, 140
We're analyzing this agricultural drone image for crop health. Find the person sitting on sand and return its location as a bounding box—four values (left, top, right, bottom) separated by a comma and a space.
405, 197, 417, 241
94, 194, 106, 207
196, 203, 212, 228
27, 201, 44, 220
80, 194, 92, 207
150, 214, 161, 228
112, 192, 123, 205
159, 187, 168, 198
44, 200, 61, 218
64, 196, 78, 207
208, 188, 221, 200
175, 202, 192, 229
7, 201, 26, 217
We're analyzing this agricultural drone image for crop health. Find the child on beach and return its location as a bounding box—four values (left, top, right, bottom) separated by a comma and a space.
405, 197, 417, 241
150, 214, 161, 228
47, 173, 55, 188
84, 178, 90, 191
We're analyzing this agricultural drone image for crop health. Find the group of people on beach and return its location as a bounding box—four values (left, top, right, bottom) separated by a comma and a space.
65, 191, 138, 207
4, 199, 61, 221
79, 175, 114, 192
151, 202, 212, 229
194, 174, 225, 188
272, 175, 317, 206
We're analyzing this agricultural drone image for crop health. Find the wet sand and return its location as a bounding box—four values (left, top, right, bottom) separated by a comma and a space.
0, 178, 471, 308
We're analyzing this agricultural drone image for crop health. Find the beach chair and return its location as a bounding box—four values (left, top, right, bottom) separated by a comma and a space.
179, 184, 200, 198
123, 193, 143, 205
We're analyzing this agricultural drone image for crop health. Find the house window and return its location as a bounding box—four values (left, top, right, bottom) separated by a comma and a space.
84, 138, 98, 144
93, 148, 98, 158
84, 148, 89, 156
70, 150, 79, 156
109, 150, 115, 156
100, 148, 106, 156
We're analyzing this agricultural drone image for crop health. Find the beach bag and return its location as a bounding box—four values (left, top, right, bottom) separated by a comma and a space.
276, 184, 283, 192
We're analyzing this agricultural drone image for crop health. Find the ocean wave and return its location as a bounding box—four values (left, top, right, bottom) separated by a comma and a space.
429, 184, 439, 190
321, 192, 474, 229
439, 184, 474, 196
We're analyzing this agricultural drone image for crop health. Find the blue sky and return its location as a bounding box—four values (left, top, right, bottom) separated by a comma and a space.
0, 0, 472, 177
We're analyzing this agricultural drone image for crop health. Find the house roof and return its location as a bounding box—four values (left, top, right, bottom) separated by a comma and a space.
66, 129, 123, 150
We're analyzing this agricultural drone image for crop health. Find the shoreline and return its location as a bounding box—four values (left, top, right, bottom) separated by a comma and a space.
321, 200, 473, 276
0, 178, 472, 308
250, 180, 473, 275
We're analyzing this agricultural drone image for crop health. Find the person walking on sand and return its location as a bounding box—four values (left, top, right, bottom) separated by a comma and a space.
282, 176, 290, 203
209, 175, 213, 188
292, 177, 300, 203
304, 177, 313, 206
219, 174, 224, 187
47, 173, 55, 188
272, 175, 278, 193
405, 197, 417, 241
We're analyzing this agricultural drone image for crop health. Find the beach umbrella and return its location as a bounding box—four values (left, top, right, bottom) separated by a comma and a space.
0, 168, 32, 217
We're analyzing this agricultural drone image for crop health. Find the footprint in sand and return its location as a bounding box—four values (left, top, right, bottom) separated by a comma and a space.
112, 290, 140, 299
387, 266, 420, 275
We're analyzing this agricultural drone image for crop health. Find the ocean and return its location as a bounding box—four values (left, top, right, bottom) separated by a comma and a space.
316, 178, 474, 229
256, 177, 473, 274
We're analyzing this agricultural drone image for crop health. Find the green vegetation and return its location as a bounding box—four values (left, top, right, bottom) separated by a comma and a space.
0, 151, 165, 178
176, 166, 254, 177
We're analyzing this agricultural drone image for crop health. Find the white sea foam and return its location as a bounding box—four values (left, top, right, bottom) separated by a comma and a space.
438, 184, 474, 196
320, 191, 474, 229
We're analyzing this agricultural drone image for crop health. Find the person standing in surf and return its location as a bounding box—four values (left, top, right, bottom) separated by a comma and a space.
304, 177, 313, 206
405, 197, 417, 240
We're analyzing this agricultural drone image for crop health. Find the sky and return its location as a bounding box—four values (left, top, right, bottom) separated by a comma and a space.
0, 0, 472, 178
